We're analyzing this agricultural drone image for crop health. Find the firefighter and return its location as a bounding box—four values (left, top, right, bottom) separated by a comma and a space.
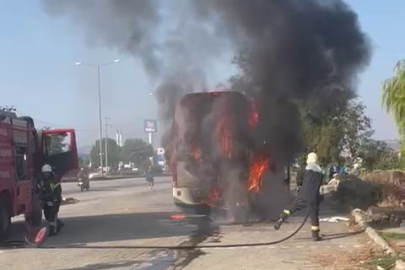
40, 164, 64, 236
274, 152, 323, 241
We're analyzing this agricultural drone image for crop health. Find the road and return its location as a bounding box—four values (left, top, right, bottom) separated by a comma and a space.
1, 176, 377, 270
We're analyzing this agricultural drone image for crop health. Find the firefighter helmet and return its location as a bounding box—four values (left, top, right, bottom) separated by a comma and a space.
41, 164, 52, 173
307, 152, 318, 164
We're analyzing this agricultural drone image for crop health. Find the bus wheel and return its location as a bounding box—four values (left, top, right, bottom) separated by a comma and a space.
195, 205, 211, 216
0, 195, 11, 241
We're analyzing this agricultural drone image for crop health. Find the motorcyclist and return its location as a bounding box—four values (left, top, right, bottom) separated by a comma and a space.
77, 167, 90, 190
39, 164, 64, 236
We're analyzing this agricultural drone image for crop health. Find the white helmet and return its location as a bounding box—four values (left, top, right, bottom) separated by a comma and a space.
306, 152, 318, 164
42, 164, 52, 173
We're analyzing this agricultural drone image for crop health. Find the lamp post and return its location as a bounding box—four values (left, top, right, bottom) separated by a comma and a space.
76, 59, 120, 175
104, 117, 110, 174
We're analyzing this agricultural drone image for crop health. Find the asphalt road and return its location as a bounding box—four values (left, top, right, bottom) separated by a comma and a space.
61, 177, 170, 196
1, 176, 377, 270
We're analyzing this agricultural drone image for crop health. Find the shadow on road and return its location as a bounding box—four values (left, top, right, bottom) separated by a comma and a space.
295, 230, 363, 241
51, 260, 145, 270
320, 230, 364, 241
42, 211, 195, 247
43, 216, 217, 270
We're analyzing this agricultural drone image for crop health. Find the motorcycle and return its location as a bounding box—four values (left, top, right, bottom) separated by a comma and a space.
77, 178, 90, 191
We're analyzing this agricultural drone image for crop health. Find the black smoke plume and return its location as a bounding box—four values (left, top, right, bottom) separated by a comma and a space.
42, 0, 371, 219
192, 0, 371, 160
42, 0, 370, 159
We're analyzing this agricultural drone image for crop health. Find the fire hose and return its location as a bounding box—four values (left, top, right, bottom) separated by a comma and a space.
43, 212, 310, 250
1, 213, 310, 250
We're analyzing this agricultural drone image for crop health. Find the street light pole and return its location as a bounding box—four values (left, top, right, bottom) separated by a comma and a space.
97, 65, 104, 176
75, 59, 120, 176
104, 117, 110, 174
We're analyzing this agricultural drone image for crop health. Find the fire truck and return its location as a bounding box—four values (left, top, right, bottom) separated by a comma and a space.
0, 109, 78, 240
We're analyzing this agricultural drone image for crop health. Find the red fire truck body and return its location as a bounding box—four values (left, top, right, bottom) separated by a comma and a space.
0, 110, 78, 240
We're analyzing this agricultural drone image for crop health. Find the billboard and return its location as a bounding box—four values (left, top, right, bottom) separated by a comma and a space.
144, 119, 157, 133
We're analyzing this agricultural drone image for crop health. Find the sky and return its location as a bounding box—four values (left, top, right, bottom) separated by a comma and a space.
1, 1, 404, 150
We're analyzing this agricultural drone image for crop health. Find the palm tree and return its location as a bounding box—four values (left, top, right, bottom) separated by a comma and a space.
382, 60, 405, 152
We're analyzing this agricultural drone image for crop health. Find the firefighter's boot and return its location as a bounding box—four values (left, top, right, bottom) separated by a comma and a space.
48, 225, 57, 237
311, 229, 321, 241
274, 210, 290, 230
57, 219, 65, 233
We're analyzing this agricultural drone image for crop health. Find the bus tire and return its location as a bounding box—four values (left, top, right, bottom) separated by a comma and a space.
195, 205, 211, 216
0, 195, 11, 241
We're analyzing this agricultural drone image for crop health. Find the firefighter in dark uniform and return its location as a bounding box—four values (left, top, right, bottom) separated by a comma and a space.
40, 164, 64, 236
274, 152, 323, 241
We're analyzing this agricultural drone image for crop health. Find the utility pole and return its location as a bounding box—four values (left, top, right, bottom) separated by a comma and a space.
148, 133, 152, 146
104, 117, 110, 174
75, 58, 120, 176
97, 65, 104, 176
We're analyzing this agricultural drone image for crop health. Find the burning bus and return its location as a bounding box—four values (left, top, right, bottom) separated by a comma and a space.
167, 91, 285, 218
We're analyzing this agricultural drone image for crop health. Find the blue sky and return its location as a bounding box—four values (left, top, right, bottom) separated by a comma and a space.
1, 1, 404, 147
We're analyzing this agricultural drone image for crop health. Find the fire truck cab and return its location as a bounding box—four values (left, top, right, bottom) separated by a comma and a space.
0, 109, 78, 240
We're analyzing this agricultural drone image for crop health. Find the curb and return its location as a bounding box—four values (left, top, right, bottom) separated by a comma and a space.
351, 209, 397, 255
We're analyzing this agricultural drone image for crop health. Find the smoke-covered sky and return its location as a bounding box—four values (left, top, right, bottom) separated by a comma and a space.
1, 1, 404, 149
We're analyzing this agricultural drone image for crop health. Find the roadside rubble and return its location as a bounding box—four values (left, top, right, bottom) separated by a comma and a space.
319, 216, 349, 223
61, 197, 80, 205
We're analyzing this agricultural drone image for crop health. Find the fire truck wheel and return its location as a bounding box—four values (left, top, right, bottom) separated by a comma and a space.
0, 195, 11, 241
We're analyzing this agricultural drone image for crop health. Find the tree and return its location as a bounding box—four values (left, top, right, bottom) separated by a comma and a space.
301, 99, 373, 165
382, 60, 405, 153
359, 139, 399, 171
90, 138, 121, 169
120, 139, 153, 168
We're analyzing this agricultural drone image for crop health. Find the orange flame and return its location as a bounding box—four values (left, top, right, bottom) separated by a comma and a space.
248, 156, 270, 192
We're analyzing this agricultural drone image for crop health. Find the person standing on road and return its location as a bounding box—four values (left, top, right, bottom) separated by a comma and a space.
274, 152, 323, 241
145, 164, 155, 190
39, 164, 64, 236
